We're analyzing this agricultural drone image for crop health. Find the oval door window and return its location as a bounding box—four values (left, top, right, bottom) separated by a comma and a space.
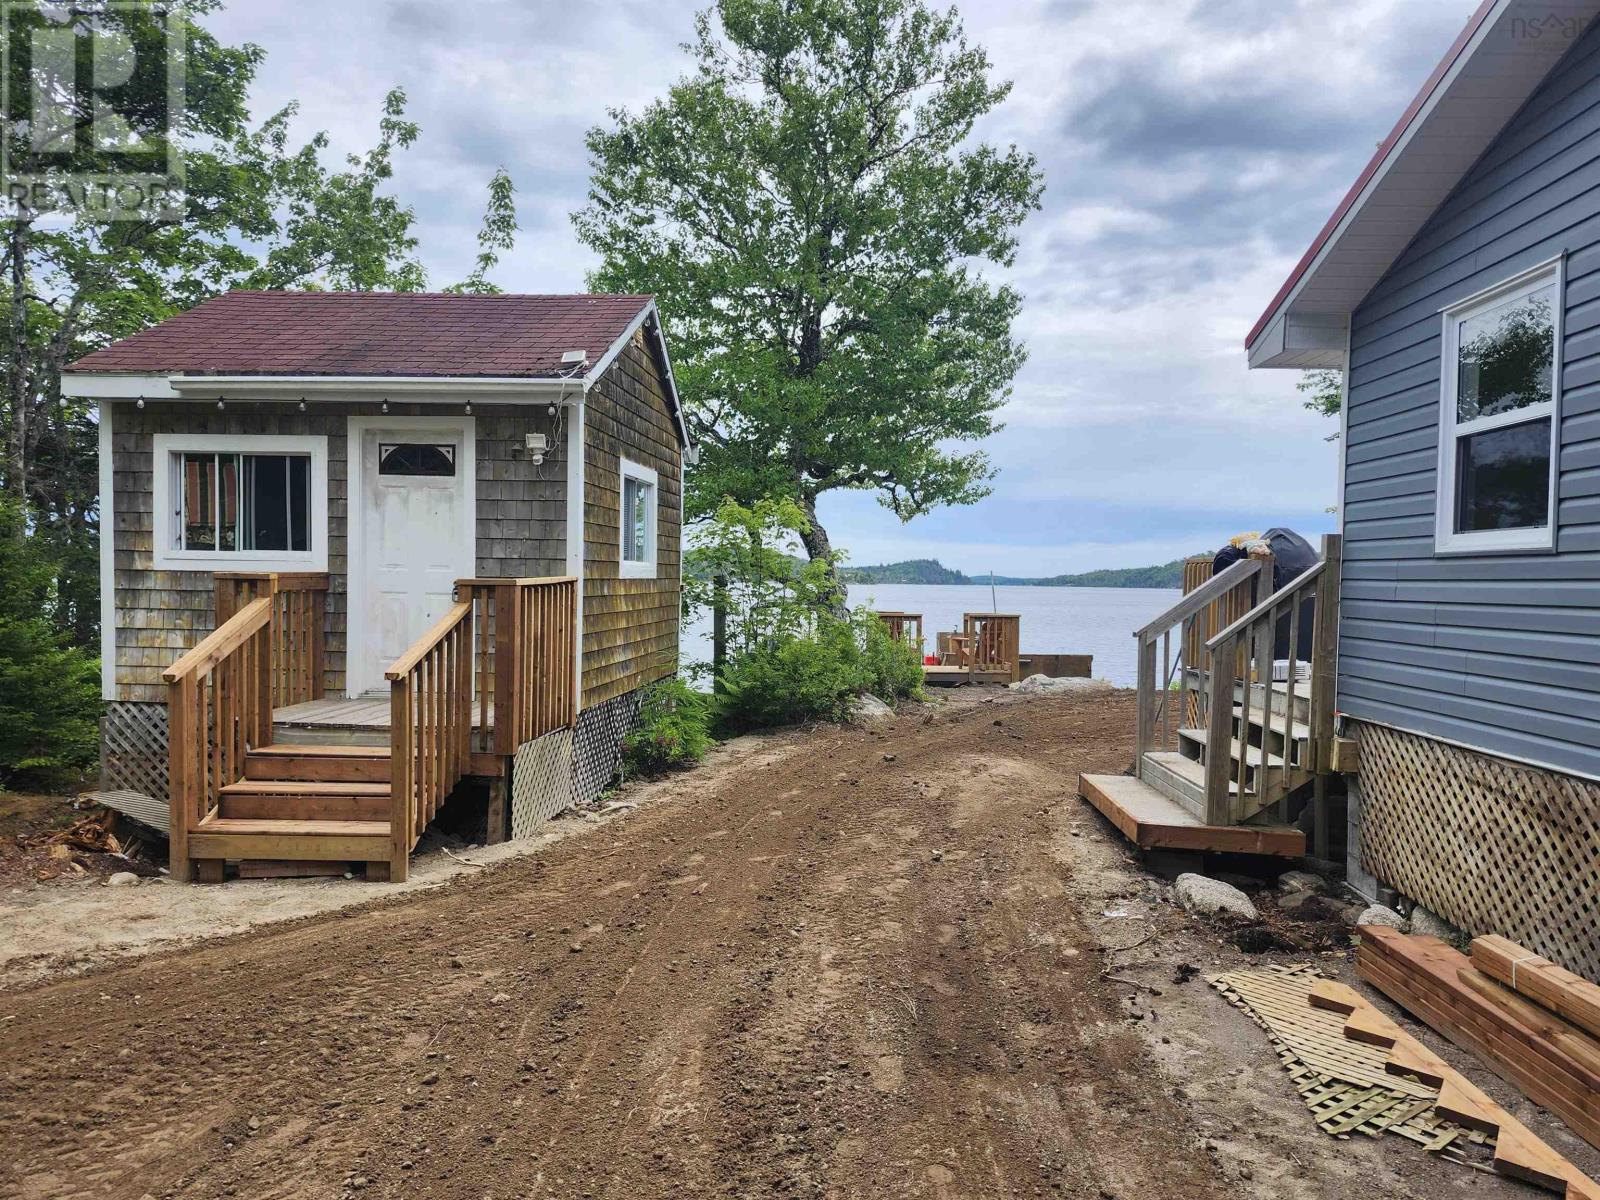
378, 443, 456, 476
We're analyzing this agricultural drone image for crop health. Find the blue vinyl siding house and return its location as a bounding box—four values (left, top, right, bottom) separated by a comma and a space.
1249, 0, 1600, 980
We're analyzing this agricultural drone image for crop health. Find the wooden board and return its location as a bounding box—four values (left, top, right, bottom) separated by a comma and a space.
1313, 973, 1600, 1200
1078, 773, 1304, 857
1474, 935, 1600, 1042
1359, 927, 1600, 1154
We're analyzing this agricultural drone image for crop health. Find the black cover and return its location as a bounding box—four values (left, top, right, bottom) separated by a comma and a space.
1211, 528, 1318, 660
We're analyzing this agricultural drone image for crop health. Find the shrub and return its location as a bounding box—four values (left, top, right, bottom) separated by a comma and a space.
622, 675, 713, 778
858, 612, 925, 703
0, 497, 101, 789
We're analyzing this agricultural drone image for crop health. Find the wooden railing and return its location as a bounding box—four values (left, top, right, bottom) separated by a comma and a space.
385, 602, 474, 883
163, 596, 274, 882
1134, 556, 1270, 766
875, 611, 925, 654
457, 577, 579, 757
214, 572, 328, 707
1203, 535, 1342, 825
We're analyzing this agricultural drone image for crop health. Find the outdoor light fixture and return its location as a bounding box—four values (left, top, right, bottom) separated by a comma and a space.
381, 398, 389, 414
135, 397, 145, 409
216, 397, 225, 411
464, 400, 473, 415
298, 398, 307, 413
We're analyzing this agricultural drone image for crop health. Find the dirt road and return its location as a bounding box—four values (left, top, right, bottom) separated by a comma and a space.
2, 691, 1572, 1199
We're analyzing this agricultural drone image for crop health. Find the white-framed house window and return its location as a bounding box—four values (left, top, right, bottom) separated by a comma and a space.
151, 433, 330, 572
618, 458, 658, 579
1435, 257, 1563, 554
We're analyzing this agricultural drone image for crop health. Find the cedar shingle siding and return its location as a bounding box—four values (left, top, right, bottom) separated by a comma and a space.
582, 333, 682, 706
111, 402, 567, 702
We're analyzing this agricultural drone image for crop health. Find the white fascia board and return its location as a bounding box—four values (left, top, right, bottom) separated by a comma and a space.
1248, 312, 1349, 370
62, 373, 584, 403
582, 300, 694, 450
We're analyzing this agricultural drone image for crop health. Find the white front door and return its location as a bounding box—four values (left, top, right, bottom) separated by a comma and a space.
351, 419, 475, 695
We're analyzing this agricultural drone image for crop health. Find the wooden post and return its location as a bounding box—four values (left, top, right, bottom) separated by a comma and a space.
484, 773, 509, 845
1134, 635, 1156, 768
1204, 632, 1237, 826
1309, 534, 1343, 774
167, 675, 193, 883
493, 582, 518, 756
389, 680, 413, 884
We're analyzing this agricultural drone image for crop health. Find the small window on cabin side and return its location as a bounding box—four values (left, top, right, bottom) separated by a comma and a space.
619, 459, 658, 579
178, 452, 311, 553
1437, 262, 1561, 554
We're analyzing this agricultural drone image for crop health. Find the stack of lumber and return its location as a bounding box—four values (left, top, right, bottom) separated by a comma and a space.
1475, 936, 1600, 1043
1358, 926, 1600, 1155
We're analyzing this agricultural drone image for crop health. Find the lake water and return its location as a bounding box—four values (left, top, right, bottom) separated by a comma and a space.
682, 583, 1182, 688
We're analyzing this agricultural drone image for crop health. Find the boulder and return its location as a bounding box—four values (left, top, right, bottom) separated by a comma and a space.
846, 694, 896, 727
1407, 904, 1461, 942
1010, 675, 1114, 695
1173, 873, 1259, 921
1277, 870, 1324, 895
1355, 904, 1408, 931
107, 871, 140, 887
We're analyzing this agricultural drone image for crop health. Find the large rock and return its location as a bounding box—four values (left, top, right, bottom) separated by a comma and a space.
1277, 870, 1324, 895
1010, 674, 1114, 695
1173, 873, 1259, 921
846, 694, 896, 727
106, 871, 140, 887
1355, 904, 1409, 931
1407, 904, 1461, 941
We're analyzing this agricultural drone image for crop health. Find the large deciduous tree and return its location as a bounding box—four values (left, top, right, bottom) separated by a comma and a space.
574, 0, 1042, 595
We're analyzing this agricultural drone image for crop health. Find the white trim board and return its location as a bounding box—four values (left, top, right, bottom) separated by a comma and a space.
149, 432, 331, 573
98, 401, 115, 700
566, 395, 586, 706
1432, 255, 1563, 555
618, 457, 660, 581
345, 414, 478, 698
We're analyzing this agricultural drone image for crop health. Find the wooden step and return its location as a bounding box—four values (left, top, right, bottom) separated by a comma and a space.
219, 780, 391, 822
1140, 750, 1236, 819
246, 743, 391, 784
1176, 730, 1287, 785
1078, 773, 1304, 857
189, 815, 391, 863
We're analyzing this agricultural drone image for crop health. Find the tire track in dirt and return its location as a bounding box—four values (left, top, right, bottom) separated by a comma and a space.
0, 692, 1233, 1199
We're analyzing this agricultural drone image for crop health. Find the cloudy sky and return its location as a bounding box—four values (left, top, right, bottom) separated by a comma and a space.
209, 0, 1474, 576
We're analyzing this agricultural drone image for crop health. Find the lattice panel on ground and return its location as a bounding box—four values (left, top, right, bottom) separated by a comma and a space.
1354, 719, 1600, 982
512, 728, 574, 839
100, 702, 169, 831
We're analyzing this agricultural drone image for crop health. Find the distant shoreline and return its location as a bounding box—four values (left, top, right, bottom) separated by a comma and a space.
841, 558, 1189, 589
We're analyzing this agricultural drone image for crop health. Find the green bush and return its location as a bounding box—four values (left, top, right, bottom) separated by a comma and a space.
716, 612, 924, 733
0, 497, 101, 789
622, 675, 713, 778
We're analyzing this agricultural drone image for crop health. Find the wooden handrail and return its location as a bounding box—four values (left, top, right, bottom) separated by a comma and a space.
386, 602, 473, 680
1205, 561, 1324, 652
1134, 557, 1264, 641
457, 576, 579, 757
214, 572, 328, 707
164, 597, 272, 682
165, 597, 276, 882
386, 602, 474, 884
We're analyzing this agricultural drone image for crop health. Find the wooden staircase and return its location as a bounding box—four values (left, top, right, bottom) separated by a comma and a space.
1079, 536, 1343, 859
164, 573, 578, 883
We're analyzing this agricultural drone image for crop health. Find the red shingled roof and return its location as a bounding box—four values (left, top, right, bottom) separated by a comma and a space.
66, 291, 657, 377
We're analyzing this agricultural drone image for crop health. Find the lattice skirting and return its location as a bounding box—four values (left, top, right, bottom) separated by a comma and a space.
571, 689, 644, 808
101, 702, 169, 822
1354, 720, 1600, 981
512, 728, 575, 839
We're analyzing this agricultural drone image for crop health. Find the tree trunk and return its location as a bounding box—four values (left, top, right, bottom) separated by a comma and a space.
797, 493, 848, 618
711, 572, 728, 693
6, 214, 30, 502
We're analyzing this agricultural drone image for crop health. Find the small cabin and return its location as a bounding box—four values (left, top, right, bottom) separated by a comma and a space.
64, 290, 688, 882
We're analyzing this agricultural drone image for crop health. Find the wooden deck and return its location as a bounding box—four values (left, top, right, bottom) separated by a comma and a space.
922, 664, 1015, 687
274, 695, 495, 746
1078, 772, 1305, 857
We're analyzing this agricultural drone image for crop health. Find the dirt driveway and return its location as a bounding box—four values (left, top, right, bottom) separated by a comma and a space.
2, 690, 1588, 1199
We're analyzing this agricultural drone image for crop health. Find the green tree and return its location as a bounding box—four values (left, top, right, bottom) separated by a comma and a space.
0, 496, 99, 786
575, 0, 1042, 598
1298, 369, 1343, 419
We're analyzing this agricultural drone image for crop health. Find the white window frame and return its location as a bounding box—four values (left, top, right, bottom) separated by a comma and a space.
618, 457, 658, 580
1435, 256, 1563, 555
151, 433, 330, 572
